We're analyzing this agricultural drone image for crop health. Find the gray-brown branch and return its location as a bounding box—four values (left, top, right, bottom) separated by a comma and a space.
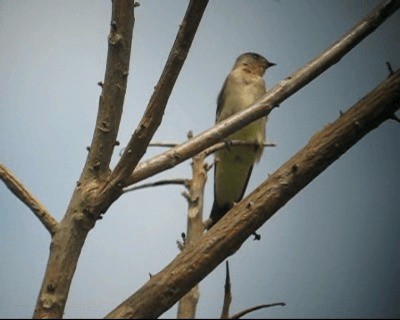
125, 0, 400, 187
0, 163, 58, 236
177, 152, 207, 318
229, 302, 286, 319
97, 0, 209, 208
84, 0, 135, 180
32, 1, 136, 318
221, 260, 232, 319
123, 178, 189, 193
104, 71, 400, 319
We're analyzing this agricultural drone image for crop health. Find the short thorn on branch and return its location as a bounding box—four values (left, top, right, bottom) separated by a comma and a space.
386, 61, 394, 76
389, 114, 400, 123
176, 232, 186, 251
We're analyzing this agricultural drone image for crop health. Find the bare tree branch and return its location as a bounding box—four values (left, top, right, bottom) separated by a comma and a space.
119, 142, 179, 156
149, 142, 180, 148
105, 70, 400, 319
84, 0, 135, 180
203, 140, 276, 158
32, 2, 209, 317
123, 178, 190, 193
229, 302, 286, 319
177, 152, 207, 318
98, 0, 209, 204
0, 164, 58, 236
386, 61, 394, 75
32, 1, 136, 318
125, 0, 400, 187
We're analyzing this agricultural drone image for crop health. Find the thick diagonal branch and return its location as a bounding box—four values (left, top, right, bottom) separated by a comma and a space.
105, 70, 400, 319
98, 0, 209, 204
0, 164, 58, 236
125, 0, 400, 187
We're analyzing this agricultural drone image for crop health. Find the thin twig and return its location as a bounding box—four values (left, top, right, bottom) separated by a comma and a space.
119, 142, 178, 156
149, 142, 179, 148
221, 260, 232, 319
0, 164, 58, 236
177, 151, 207, 318
203, 140, 276, 158
386, 61, 394, 75
230, 302, 286, 319
123, 178, 190, 193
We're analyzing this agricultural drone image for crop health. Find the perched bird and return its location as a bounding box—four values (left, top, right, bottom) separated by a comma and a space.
207, 52, 275, 230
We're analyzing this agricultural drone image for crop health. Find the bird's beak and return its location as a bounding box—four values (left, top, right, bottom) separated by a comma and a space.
268, 62, 276, 67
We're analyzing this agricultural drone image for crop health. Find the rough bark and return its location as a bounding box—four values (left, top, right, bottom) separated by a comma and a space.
0, 164, 58, 235
105, 70, 400, 319
126, 0, 400, 186
95, 0, 209, 212
177, 152, 208, 318
32, 1, 136, 317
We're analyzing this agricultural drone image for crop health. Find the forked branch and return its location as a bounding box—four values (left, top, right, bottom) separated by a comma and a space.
99, 0, 209, 202
125, 0, 400, 187
105, 72, 400, 320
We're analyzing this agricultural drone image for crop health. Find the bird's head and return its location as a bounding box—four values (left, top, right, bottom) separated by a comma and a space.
234, 52, 276, 76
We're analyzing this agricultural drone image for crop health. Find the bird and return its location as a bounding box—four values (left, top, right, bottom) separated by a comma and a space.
206, 52, 275, 231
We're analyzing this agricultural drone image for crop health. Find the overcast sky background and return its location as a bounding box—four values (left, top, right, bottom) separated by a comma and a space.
1, 0, 399, 318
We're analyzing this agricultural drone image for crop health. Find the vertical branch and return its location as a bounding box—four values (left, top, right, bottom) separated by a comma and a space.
32, 1, 136, 318
177, 147, 208, 318
97, 0, 209, 207
84, 0, 135, 181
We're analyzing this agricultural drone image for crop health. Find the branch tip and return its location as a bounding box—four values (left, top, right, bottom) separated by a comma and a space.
389, 113, 400, 123
0, 164, 58, 236
386, 61, 394, 75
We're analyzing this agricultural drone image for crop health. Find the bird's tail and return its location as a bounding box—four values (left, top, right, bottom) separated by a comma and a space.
205, 201, 232, 230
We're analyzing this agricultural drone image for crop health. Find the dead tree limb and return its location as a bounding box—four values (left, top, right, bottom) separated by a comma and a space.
32, 1, 208, 318
221, 261, 232, 319
0, 164, 58, 236
32, 1, 136, 318
85, 1, 135, 180
96, 0, 209, 209
229, 302, 286, 319
123, 178, 190, 193
105, 70, 400, 319
125, 0, 400, 187
177, 151, 208, 318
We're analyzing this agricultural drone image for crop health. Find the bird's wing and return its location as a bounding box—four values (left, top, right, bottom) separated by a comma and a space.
216, 76, 229, 122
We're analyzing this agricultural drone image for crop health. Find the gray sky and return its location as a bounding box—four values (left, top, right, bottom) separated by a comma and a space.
1, 0, 399, 318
